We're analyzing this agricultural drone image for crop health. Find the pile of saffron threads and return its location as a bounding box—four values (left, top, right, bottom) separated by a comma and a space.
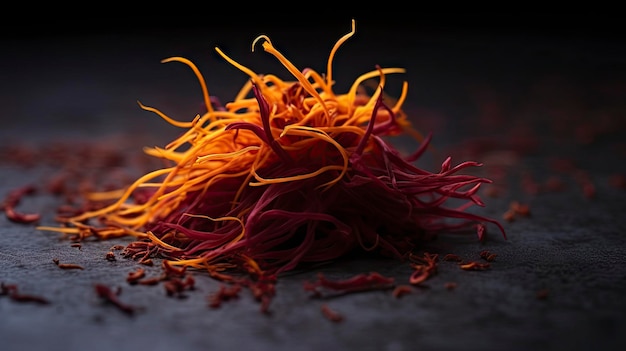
39, 20, 505, 304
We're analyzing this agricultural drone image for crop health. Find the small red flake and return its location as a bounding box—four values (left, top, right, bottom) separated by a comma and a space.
139, 258, 154, 266
304, 272, 395, 296
1, 282, 50, 305
208, 283, 242, 308
94, 284, 137, 315
476, 223, 487, 241
510, 201, 530, 217
392, 285, 413, 298
4, 207, 41, 224
502, 209, 516, 222
479, 250, 497, 262
501, 200, 530, 222
483, 184, 504, 198
164, 278, 187, 298
408, 252, 438, 286
243, 274, 276, 314
0, 282, 18, 295
9, 293, 50, 304
52, 258, 84, 270
162, 260, 187, 277
544, 175, 566, 192
444, 282, 457, 290
459, 261, 490, 271
1, 185, 41, 224
126, 268, 146, 284
320, 304, 344, 322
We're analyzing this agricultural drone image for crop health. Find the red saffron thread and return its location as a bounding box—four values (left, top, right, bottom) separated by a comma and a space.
34, 20, 506, 312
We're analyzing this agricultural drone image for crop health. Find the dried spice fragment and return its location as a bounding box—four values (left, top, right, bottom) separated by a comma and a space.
105, 251, 117, 261
1, 282, 50, 305
94, 284, 138, 315
510, 201, 530, 217
0, 282, 17, 295
1, 185, 41, 224
126, 268, 146, 284
479, 250, 497, 262
503, 201, 530, 222
392, 285, 413, 298
443, 282, 457, 290
408, 252, 438, 286
459, 261, 490, 271
9, 293, 50, 304
52, 258, 84, 270
208, 283, 242, 308
304, 272, 395, 297
320, 304, 344, 322
243, 273, 276, 314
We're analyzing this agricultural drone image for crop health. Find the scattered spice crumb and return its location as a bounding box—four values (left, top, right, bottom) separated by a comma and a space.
544, 175, 566, 192
459, 261, 490, 271
304, 272, 395, 297
105, 251, 116, 261
408, 252, 438, 286
510, 201, 531, 217
476, 223, 488, 241
444, 282, 457, 290
1, 185, 41, 224
479, 250, 497, 262
321, 304, 344, 322
162, 260, 187, 277
139, 258, 154, 266
503, 201, 530, 222
52, 258, 84, 270
126, 268, 146, 284
7, 292, 50, 304
208, 284, 242, 308
1, 282, 50, 305
163, 275, 196, 298
392, 285, 413, 298
94, 283, 138, 315
502, 209, 516, 222
0, 282, 17, 296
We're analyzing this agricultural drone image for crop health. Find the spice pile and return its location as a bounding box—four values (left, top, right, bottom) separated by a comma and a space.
2, 21, 508, 317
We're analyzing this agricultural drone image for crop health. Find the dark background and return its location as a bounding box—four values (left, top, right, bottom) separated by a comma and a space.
1, 12, 625, 351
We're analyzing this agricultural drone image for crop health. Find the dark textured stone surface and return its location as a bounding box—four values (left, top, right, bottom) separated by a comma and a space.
1, 15, 625, 351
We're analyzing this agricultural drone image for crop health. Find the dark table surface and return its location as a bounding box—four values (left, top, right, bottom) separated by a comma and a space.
1, 14, 625, 351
